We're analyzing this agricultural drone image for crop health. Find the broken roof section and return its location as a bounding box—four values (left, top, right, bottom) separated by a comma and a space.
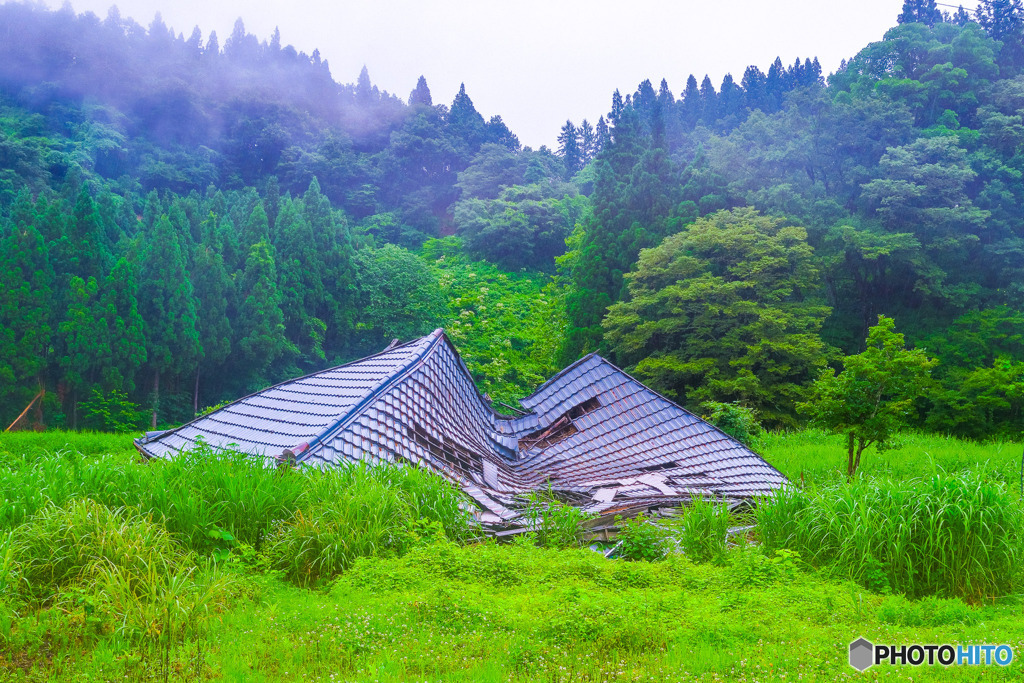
136, 329, 788, 530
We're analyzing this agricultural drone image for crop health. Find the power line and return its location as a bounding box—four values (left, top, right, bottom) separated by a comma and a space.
934, 2, 980, 15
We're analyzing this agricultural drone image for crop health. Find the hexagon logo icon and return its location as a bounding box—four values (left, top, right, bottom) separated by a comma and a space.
849, 637, 874, 672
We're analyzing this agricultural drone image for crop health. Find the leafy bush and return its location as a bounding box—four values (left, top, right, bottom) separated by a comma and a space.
700, 401, 765, 447
521, 489, 594, 549
77, 389, 147, 433
615, 514, 671, 562
754, 472, 1022, 601
727, 547, 801, 588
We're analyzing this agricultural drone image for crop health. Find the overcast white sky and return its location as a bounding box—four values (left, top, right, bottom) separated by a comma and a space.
39, 0, 982, 148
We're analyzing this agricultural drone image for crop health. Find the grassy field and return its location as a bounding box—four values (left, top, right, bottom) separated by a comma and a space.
0, 430, 1021, 682
761, 428, 1023, 491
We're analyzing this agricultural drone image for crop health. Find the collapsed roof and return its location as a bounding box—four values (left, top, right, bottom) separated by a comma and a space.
136, 329, 788, 531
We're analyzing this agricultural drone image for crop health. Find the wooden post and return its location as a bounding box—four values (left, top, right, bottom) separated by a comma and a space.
6, 390, 43, 432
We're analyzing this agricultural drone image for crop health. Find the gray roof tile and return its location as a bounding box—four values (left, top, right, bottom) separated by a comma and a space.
137, 329, 788, 529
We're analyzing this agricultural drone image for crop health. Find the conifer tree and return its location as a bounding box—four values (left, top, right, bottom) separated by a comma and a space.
977, 0, 1024, 65
58, 276, 108, 428
765, 57, 786, 111
699, 75, 718, 125
263, 176, 281, 233
356, 65, 374, 104
240, 202, 269, 251
610, 89, 625, 123
67, 188, 110, 282
409, 75, 433, 106
448, 83, 487, 152
303, 178, 355, 356
190, 244, 233, 411
186, 26, 203, 55
579, 119, 598, 163
485, 115, 521, 152
205, 30, 219, 56
741, 65, 768, 111
657, 79, 674, 110
99, 257, 146, 393
680, 75, 701, 127
557, 120, 582, 178
718, 74, 744, 125
562, 108, 689, 361
276, 196, 325, 361
633, 79, 657, 121
952, 5, 972, 25
0, 220, 53, 418
138, 215, 201, 428
807, 57, 823, 86
237, 240, 290, 379
142, 190, 163, 230
595, 116, 610, 155
899, 0, 944, 26
789, 58, 806, 87
225, 18, 258, 61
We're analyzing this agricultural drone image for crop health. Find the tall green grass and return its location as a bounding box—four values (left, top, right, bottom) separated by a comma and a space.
0, 437, 477, 581
0, 431, 135, 460
8, 499, 234, 642
267, 462, 477, 586
0, 441, 307, 550
0, 436, 481, 663
755, 471, 1022, 601
676, 496, 734, 564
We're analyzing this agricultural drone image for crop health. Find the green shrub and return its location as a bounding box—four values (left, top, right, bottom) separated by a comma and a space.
727, 547, 801, 587
754, 472, 1022, 601
615, 514, 671, 562
521, 489, 594, 549
78, 389, 147, 433
701, 401, 765, 447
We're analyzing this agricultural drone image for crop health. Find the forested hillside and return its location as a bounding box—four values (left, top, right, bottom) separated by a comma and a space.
1, 0, 1022, 438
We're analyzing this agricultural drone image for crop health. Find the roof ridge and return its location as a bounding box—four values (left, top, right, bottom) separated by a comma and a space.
135, 331, 440, 451
518, 352, 601, 407
298, 329, 447, 460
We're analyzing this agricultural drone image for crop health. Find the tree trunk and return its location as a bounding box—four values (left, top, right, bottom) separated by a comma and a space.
193, 367, 200, 417
853, 440, 868, 477
34, 385, 44, 429
846, 432, 856, 479
151, 369, 160, 430
71, 389, 78, 431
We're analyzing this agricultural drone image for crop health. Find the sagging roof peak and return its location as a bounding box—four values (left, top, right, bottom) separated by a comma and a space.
136, 329, 788, 530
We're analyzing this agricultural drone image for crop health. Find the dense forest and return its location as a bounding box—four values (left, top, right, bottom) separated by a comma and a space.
0, 0, 1022, 438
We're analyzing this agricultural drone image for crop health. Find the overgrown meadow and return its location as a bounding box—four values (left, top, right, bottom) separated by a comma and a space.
0, 430, 1021, 681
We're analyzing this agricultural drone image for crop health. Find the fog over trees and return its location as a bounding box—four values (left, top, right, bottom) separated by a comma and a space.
1, 1, 1023, 439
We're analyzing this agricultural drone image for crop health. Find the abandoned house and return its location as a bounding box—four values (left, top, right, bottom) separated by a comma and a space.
135, 329, 788, 532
